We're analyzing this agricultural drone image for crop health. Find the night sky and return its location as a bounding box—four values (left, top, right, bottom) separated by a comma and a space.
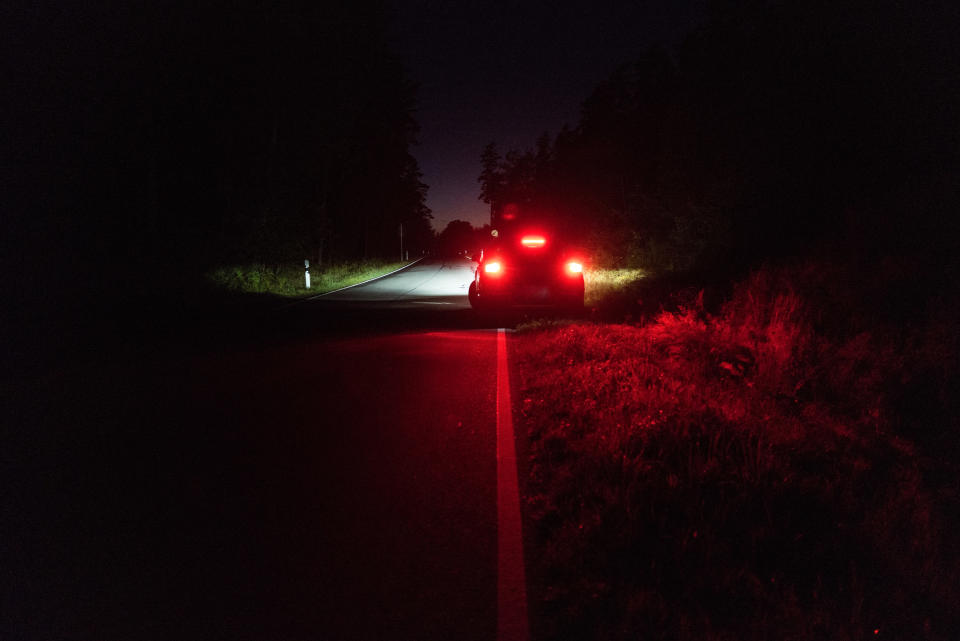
386, 0, 706, 230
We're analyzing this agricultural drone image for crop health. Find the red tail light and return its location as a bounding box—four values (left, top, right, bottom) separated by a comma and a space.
521, 235, 546, 248
484, 261, 502, 273
566, 261, 583, 274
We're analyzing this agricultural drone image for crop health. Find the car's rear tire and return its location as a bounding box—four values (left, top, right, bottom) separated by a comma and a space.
468, 281, 482, 310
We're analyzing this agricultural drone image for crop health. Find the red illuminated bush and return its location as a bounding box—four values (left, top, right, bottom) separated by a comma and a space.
514, 262, 959, 641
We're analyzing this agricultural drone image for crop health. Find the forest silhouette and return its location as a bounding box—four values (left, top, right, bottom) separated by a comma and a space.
5, 0, 958, 316
6, 1, 433, 312
478, 0, 958, 277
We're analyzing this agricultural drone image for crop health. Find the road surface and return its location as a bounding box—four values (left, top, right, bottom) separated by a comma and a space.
310, 256, 474, 307
5, 258, 532, 640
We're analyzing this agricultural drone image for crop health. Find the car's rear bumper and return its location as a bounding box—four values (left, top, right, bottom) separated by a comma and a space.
476, 278, 583, 308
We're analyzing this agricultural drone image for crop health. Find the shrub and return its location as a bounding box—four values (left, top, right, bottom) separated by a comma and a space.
514, 261, 959, 641
583, 268, 648, 308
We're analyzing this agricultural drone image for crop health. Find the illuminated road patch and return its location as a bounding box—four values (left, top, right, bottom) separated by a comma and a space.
316, 258, 475, 307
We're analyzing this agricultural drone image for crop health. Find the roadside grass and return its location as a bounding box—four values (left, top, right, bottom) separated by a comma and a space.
206, 260, 410, 298
584, 268, 648, 308
513, 261, 960, 641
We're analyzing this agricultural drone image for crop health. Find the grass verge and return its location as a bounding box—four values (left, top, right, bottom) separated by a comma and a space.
584, 268, 648, 308
513, 261, 959, 641
206, 260, 411, 297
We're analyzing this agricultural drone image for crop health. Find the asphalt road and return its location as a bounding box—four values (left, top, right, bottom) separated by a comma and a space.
5, 258, 527, 640
310, 256, 475, 307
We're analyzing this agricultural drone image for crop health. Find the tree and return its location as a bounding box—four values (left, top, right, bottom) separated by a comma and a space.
478, 0, 959, 272
478, 142, 504, 223
437, 220, 477, 256
7, 0, 433, 311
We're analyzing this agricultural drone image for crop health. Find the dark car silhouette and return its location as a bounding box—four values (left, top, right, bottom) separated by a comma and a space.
468, 229, 584, 312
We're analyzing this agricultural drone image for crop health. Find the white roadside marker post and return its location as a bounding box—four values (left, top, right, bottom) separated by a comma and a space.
304, 259, 311, 289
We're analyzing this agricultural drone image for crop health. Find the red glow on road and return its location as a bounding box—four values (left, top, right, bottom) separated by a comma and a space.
520, 235, 546, 248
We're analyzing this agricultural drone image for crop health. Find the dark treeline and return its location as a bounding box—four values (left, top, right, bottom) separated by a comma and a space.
5, 1, 432, 309
479, 0, 959, 274
435, 219, 492, 257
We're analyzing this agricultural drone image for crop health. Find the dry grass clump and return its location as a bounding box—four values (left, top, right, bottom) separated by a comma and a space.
583, 268, 648, 308
514, 262, 959, 641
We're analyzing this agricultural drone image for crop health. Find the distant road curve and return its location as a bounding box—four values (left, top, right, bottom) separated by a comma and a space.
308, 257, 476, 309
307, 258, 425, 299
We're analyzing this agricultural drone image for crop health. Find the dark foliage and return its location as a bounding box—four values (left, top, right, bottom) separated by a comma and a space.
479, 0, 960, 274
435, 219, 492, 258
4, 1, 431, 313
516, 260, 960, 640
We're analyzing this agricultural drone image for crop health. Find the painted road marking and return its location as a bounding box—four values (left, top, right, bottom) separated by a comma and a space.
497, 327, 530, 641
303, 257, 424, 300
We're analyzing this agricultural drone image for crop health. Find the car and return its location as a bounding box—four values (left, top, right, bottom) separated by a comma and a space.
468, 229, 584, 313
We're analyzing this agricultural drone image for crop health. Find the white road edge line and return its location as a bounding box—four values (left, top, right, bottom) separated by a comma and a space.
305, 257, 424, 299
497, 327, 530, 641
275, 258, 426, 311
274, 257, 426, 308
